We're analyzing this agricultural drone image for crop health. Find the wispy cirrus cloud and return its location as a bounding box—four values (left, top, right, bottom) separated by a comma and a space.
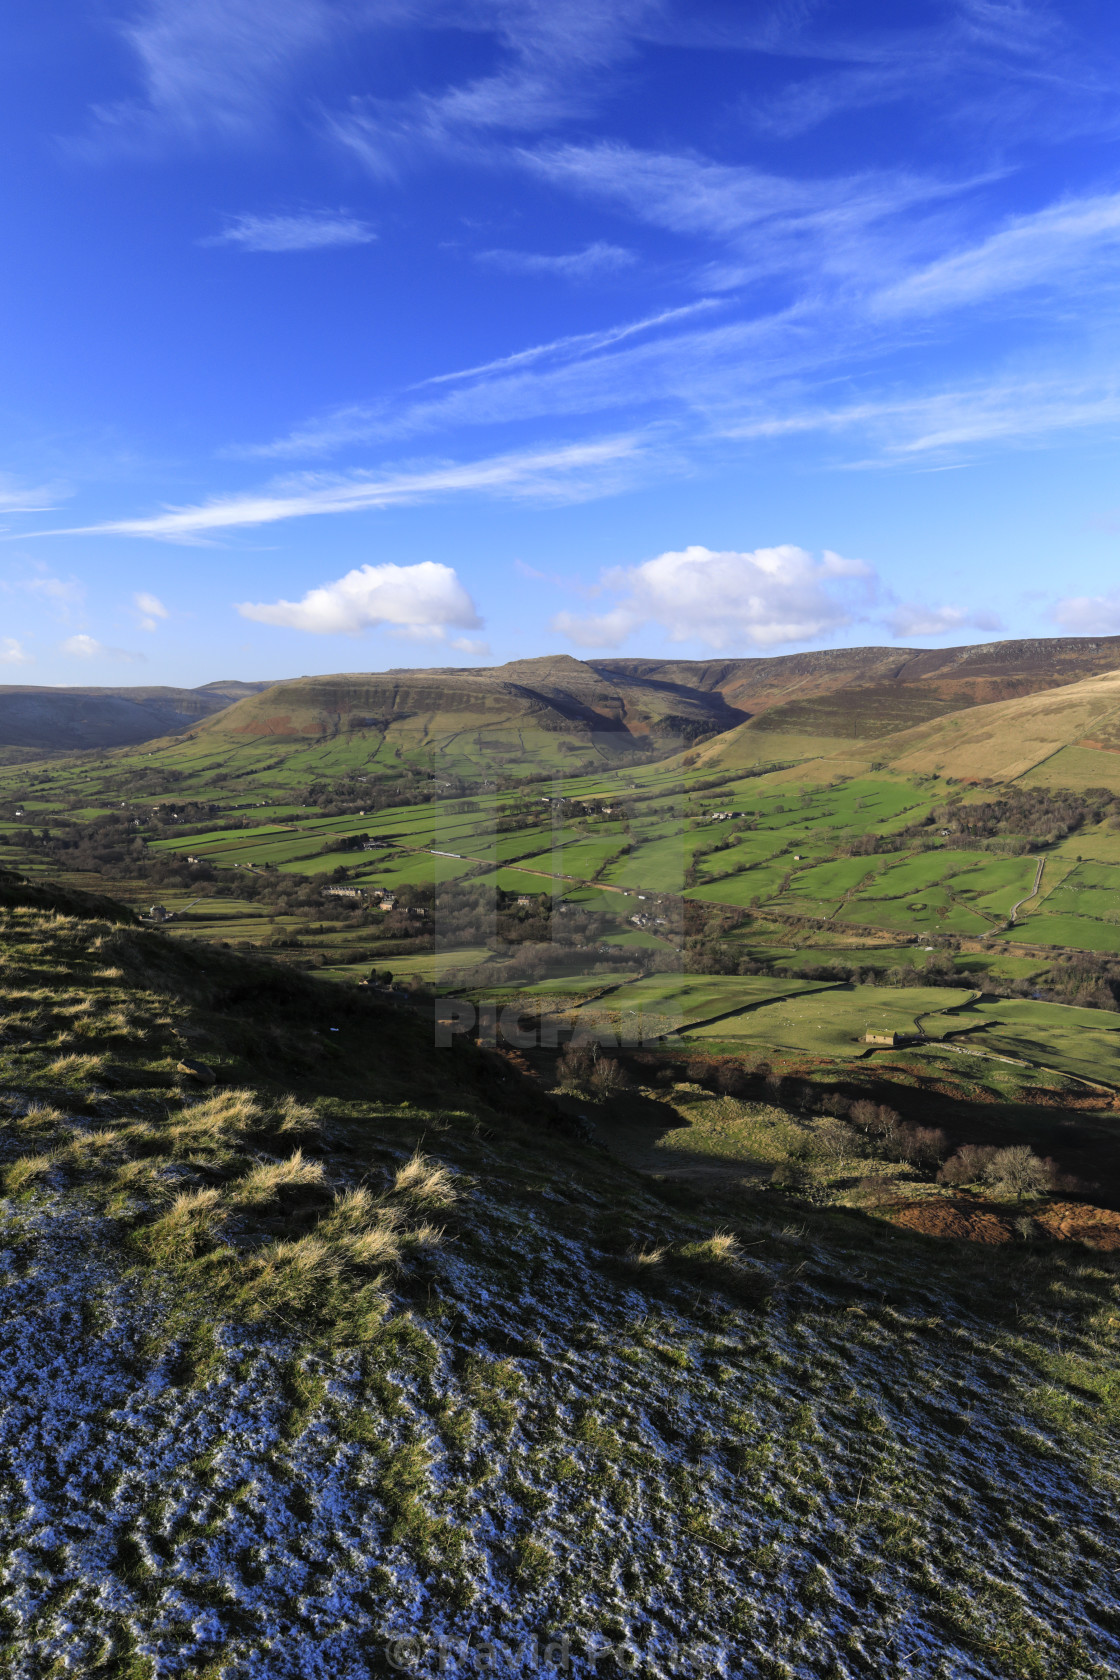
518, 141, 960, 263
719, 372, 1120, 461
238, 299, 723, 458
0, 475, 67, 515
75, 0, 347, 154
474, 240, 633, 279
29, 435, 649, 543
876, 190, 1120, 316
0, 638, 32, 666
201, 210, 376, 252
743, 1, 1091, 143
325, 0, 666, 174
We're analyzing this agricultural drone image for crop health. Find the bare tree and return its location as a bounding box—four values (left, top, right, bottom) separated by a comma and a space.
983, 1146, 1052, 1200
590, 1057, 630, 1098
850, 1099, 900, 1143
896, 1124, 948, 1167
937, 1144, 998, 1186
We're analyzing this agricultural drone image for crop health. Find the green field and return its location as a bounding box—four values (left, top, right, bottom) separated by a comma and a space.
685, 983, 976, 1053
583, 973, 836, 1025
1000, 913, 1120, 953
954, 997, 1120, 1084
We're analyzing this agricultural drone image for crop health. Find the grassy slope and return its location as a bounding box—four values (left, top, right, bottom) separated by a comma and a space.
0, 906, 1118, 1677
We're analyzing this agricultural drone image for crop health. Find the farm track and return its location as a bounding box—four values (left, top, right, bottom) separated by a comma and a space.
1009, 856, 1046, 923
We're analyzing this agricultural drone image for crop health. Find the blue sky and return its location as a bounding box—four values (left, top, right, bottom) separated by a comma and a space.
3, 0, 1120, 685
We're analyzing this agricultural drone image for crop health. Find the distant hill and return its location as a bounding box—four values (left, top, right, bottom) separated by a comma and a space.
15, 635, 1120, 785
183, 637, 1120, 771
186, 655, 745, 768
665, 637, 1120, 777
0, 680, 274, 755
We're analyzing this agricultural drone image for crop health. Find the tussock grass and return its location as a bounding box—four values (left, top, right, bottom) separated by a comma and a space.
138, 1188, 224, 1262
393, 1151, 457, 1208
679, 1229, 742, 1266
318, 1186, 382, 1234
235, 1235, 344, 1321
275, 1094, 317, 1135
3, 1150, 59, 1192
11, 1102, 66, 1135
46, 1052, 108, 1082
345, 1224, 403, 1268
230, 1150, 325, 1206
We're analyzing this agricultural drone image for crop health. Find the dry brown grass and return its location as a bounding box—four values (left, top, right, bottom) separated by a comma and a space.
163, 1089, 263, 1153
3, 1151, 59, 1192
393, 1152, 457, 1209
275, 1095, 318, 1135
231, 1150, 325, 1206
46, 1052, 108, 1081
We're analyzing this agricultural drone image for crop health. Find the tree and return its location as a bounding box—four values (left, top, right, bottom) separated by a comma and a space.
895, 1124, 948, 1167
982, 1146, 1052, 1200
937, 1144, 998, 1186
590, 1057, 629, 1098
850, 1099, 900, 1143
816, 1119, 859, 1163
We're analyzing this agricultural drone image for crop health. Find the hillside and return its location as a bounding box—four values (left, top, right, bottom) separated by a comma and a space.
45, 632, 1120, 793
0, 680, 272, 758
8, 632, 1120, 789
0, 902, 1118, 1677
831, 668, 1120, 786
188, 657, 744, 763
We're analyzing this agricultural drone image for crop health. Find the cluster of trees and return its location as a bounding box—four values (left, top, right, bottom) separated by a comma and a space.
912, 787, 1120, 849
937, 1143, 1058, 1198
553, 1041, 631, 1098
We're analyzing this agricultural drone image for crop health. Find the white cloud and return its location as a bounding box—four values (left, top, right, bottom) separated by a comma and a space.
876, 191, 1120, 317
1052, 594, 1120, 634
61, 634, 141, 662
3, 570, 85, 619
134, 591, 170, 631
34, 437, 644, 541
237, 301, 720, 459
0, 475, 64, 514
202, 211, 376, 252
516, 141, 969, 286
475, 241, 633, 279
886, 603, 1003, 638
0, 638, 31, 666
237, 560, 482, 636
552, 544, 874, 651
721, 375, 1120, 462
78, 0, 342, 153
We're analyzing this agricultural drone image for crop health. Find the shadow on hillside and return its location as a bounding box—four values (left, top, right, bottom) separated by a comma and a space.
589, 1087, 779, 1190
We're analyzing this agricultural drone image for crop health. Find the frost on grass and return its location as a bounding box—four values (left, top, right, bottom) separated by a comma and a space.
0, 1178, 1118, 1679
0, 908, 1116, 1678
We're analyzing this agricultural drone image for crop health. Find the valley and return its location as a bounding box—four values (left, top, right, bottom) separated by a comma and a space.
2, 641, 1120, 1674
